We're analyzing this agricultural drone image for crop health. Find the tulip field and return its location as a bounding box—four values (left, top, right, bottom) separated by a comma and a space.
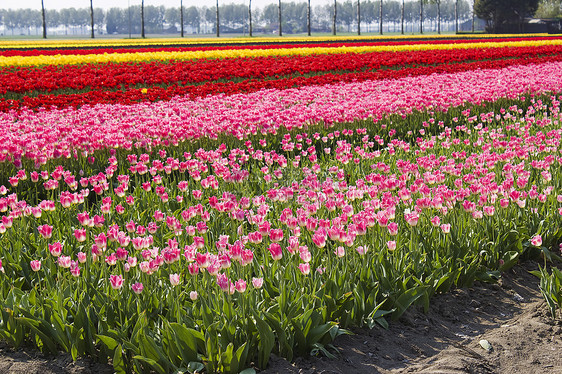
1, 34, 562, 373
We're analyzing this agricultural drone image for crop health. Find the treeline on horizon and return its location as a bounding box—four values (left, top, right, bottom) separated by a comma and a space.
0, 0, 472, 36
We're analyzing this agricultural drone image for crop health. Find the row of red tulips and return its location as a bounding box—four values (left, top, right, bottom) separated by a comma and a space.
2, 53, 562, 112
4, 44, 562, 95
2, 36, 560, 57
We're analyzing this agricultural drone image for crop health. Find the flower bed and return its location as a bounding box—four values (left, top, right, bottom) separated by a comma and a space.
3, 43, 562, 112
0, 36, 561, 373
3, 38, 562, 68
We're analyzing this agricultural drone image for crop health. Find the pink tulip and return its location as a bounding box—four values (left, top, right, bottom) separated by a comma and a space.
235, 279, 247, 293
37, 224, 53, 239
131, 282, 144, 294
169, 273, 180, 286
70, 266, 81, 277
530, 235, 542, 247
269, 229, 284, 242
298, 263, 310, 275
74, 228, 87, 242
58, 256, 71, 268
109, 275, 124, 290
49, 242, 63, 257
30, 260, 41, 272
252, 277, 264, 289
268, 243, 282, 261
77, 252, 87, 263
387, 222, 399, 236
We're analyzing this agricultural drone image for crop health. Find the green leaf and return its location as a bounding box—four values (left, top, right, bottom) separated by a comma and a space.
170, 323, 203, 363
290, 319, 307, 357
15, 317, 58, 354
391, 286, 427, 321
234, 342, 249, 372
139, 334, 172, 372
499, 251, 519, 272
254, 314, 275, 369
475, 270, 501, 283
366, 304, 393, 330
113, 344, 127, 374
264, 311, 292, 360
133, 355, 166, 374
96, 334, 120, 352
529, 270, 542, 278
220, 343, 235, 374
307, 322, 336, 346
310, 342, 337, 359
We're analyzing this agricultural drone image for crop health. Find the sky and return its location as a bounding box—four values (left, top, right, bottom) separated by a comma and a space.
3, 0, 335, 11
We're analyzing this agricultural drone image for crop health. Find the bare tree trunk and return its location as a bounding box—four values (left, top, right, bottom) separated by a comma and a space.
333, 0, 337, 35
249, 0, 252, 37
307, 0, 311, 36
278, 0, 282, 36
216, 0, 220, 37
90, 0, 95, 38
468, 0, 472, 32
455, 0, 458, 33
419, 0, 423, 34
41, 0, 47, 39
141, 0, 145, 38
401, 0, 404, 34
379, 0, 383, 34
180, 0, 184, 37
357, 0, 361, 35
437, 0, 441, 34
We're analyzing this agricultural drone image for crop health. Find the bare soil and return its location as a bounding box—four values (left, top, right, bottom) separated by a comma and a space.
0, 262, 560, 374
0, 342, 113, 374
264, 262, 562, 374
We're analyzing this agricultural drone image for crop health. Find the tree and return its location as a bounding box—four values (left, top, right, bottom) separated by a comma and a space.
362, 0, 376, 28
535, 0, 562, 18
144, 5, 165, 33
216, 0, 220, 36
357, 0, 361, 35
278, 0, 282, 35
334, 1, 352, 32
249, 0, 253, 36
433, 0, 441, 34
379, 0, 383, 34
41, 0, 46, 38
333, 0, 337, 35
475, 0, 540, 32
94, 8, 105, 34
90, 0, 95, 38
455, 0, 459, 32
420, 0, 424, 33
386, 1, 401, 32
307, 0, 311, 35
180, 0, 184, 37
20, 9, 43, 35
401, 0, 405, 34
283, 2, 307, 33
185, 6, 200, 33
141, 0, 145, 37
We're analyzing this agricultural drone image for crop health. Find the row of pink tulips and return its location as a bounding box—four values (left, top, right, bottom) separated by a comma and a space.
1, 61, 562, 167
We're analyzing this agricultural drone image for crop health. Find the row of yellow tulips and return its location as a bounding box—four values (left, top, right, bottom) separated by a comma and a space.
2, 38, 562, 67
0, 33, 549, 49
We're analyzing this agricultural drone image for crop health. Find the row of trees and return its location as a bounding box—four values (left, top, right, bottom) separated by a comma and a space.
474, 0, 548, 32
535, 0, 562, 18
1, 1, 475, 38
